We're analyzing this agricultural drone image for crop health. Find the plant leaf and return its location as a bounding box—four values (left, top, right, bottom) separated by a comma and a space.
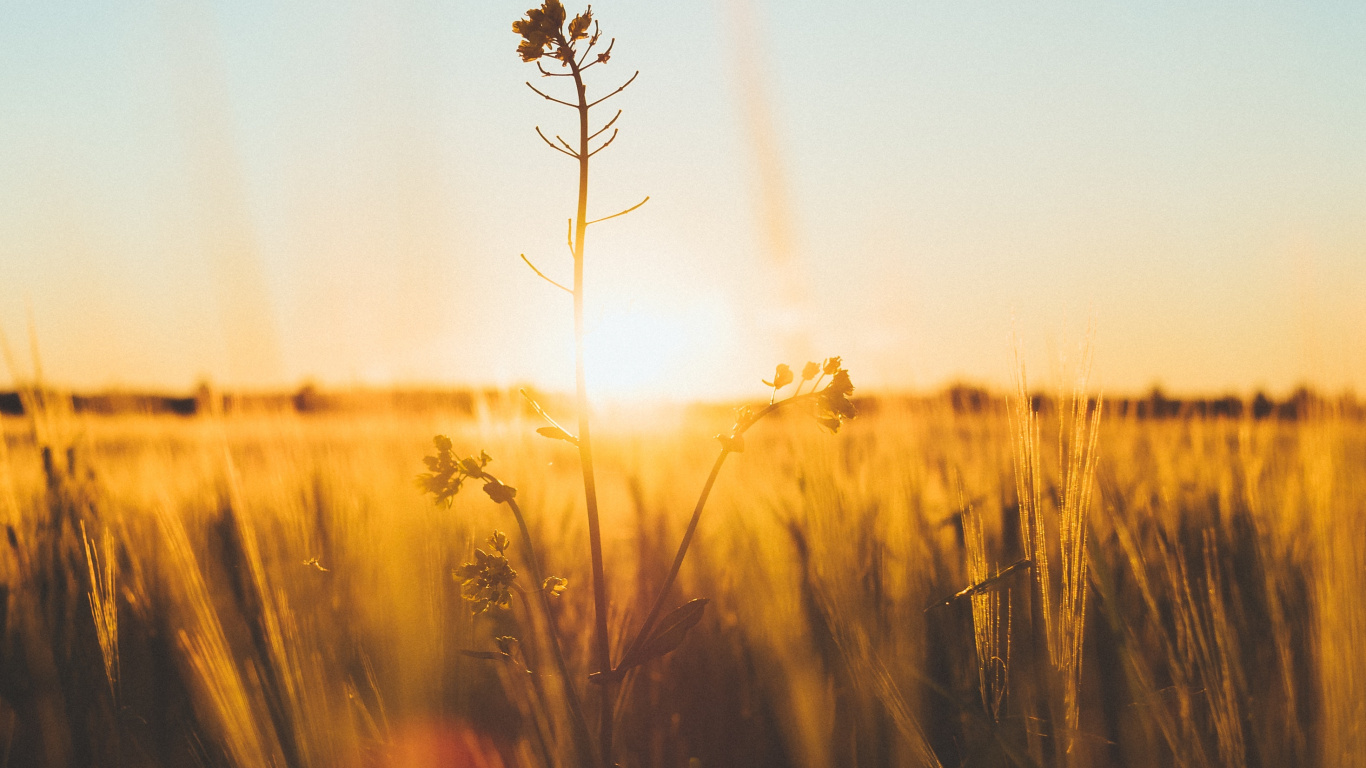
523, 389, 579, 444
924, 559, 1032, 612
623, 598, 710, 669
536, 426, 579, 444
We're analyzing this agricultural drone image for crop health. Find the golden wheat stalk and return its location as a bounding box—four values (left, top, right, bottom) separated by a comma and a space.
961, 500, 1010, 721
80, 520, 119, 699
1012, 333, 1102, 758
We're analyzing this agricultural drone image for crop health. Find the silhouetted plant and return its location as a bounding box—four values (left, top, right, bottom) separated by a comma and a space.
416, 3, 857, 764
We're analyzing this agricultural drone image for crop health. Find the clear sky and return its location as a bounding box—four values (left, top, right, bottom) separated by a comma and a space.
1, 0, 1363, 400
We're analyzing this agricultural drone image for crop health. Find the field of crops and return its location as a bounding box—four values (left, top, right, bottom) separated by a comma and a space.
1, 395, 1363, 767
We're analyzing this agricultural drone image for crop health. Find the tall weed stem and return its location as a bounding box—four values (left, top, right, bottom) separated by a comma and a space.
501, 492, 596, 765
617, 390, 828, 672
563, 46, 617, 767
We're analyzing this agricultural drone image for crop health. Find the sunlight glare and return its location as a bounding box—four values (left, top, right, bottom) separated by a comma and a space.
582, 299, 727, 403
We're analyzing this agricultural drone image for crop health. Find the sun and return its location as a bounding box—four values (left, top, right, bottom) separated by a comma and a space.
581, 299, 728, 403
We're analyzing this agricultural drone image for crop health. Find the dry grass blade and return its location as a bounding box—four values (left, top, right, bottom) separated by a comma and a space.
79, 521, 118, 699
153, 499, 283, 767
1012, 331, 1102, 759
962, 501, 1011, 721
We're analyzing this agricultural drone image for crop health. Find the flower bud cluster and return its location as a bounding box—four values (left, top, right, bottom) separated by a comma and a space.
718, 357, 857, 449
416, 436, 495, 507
455, 531, 519, 614
513, 0, 598, 63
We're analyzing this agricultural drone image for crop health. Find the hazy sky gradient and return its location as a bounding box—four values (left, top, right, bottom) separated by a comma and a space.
2, 0, 1363, 399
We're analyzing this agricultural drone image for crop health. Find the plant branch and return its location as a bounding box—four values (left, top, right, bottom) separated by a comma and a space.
579, 37, 615, 71
526, 81, 578, 108
614, 449, 731, 674
575, 35, 597, 67
587, 70, 638, 107
588, 109, 622, 141
520, 389, 578, 443
614, 394, 815, 674
587, 129, 619, 157
537, 61, 575, 77
565, 49, 615, 766
586, 196, 649, 226
520, 254, 572, 294
536, 126, 579, 158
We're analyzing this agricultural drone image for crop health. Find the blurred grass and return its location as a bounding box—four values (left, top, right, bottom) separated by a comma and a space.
0, 398, 1362, 767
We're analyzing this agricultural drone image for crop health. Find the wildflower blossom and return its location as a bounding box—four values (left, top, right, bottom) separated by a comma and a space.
816, 367, 857, 431
455, 531, 520, 614
542, 575, 569, 597
513, 1, 595, 63
762, 364, 794, 390
416, 437, 494, 506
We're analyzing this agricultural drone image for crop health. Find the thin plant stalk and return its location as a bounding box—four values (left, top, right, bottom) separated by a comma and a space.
509, 585, 573, 768
562, 47, 616, 763
616, 450, 730, 672
497, 483, 597, 765
617, 391, 822, 671
510, 10, 853, 761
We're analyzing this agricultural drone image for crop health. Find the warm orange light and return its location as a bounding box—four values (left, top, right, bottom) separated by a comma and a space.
582, 299, 729, 403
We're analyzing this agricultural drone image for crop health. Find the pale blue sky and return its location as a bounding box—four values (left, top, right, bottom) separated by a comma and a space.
1, 0, 1363, 398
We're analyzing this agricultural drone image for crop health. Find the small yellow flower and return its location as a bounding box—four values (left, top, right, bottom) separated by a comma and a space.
542, 575, 569, 597
762, 364, 794, 390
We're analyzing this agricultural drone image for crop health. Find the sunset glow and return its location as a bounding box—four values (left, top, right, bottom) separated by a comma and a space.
583, 298, 732, 403
5, 5, 1366, 768
0, 1, 1363, 397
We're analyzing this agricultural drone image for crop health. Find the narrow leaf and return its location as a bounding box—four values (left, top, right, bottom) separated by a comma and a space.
623, 598, 710, 669
924, 559, 1032, 613
536, 426, 578, 444
522, 388, 578, 443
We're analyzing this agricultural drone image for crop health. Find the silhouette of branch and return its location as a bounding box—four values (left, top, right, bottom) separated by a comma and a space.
521, 254, 572, 294
579, 38, 615, 72
586, 196, 649, 225
587, 129, 618, 157
588, 110, 622, 141
536, 126, 579, 158
587, 70, 638, 108
575, 28, 599, 68
537, 61, 574, 77
520, 389, 578, 444
525, 81, 577, 108
555, 134, 577, 155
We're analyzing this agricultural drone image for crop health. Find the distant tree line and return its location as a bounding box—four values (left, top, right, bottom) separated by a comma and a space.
0, 383, 1361, 420
0, 384, 516, 418
934, 384, 1365, 421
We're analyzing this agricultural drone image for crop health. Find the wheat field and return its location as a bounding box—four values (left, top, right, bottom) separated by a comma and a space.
1, 393, 1363, 767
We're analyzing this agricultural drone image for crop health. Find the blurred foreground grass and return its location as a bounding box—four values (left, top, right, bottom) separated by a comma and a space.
1, 398, 1363, 767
